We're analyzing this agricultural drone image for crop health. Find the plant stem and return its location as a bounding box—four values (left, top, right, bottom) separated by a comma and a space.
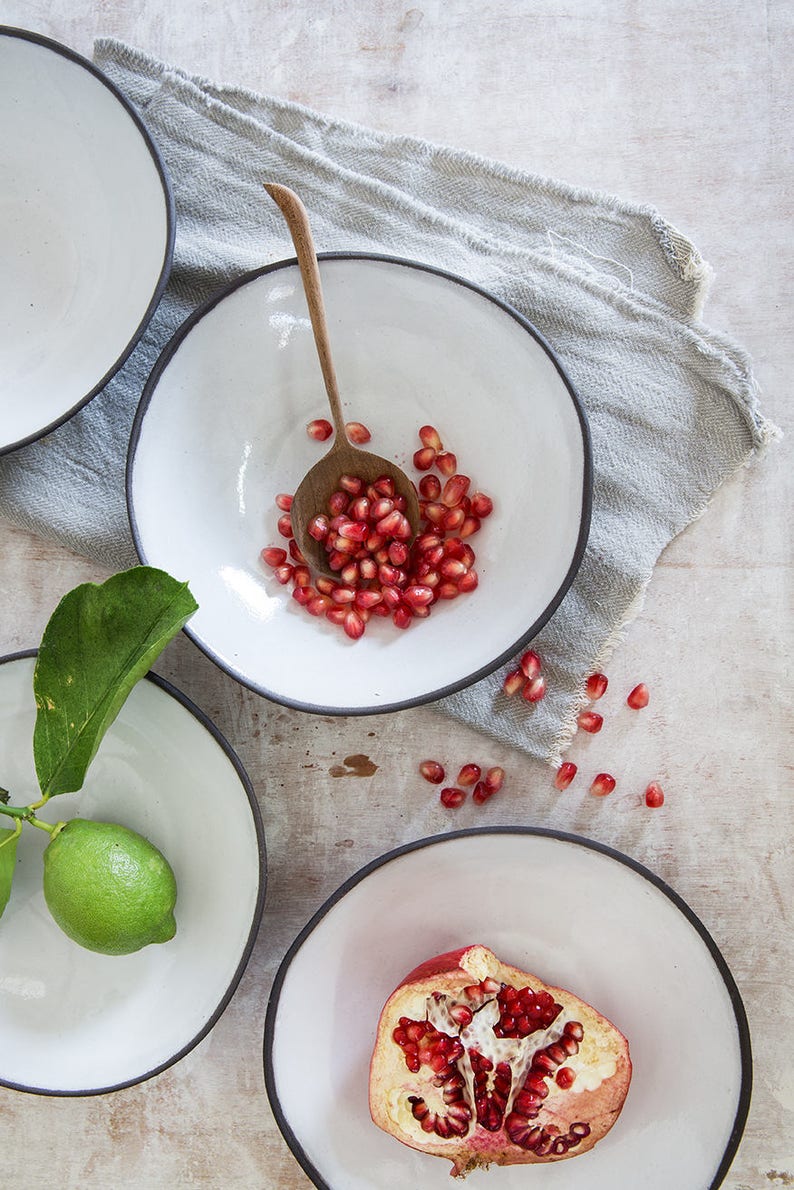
0, 803, 29, 820
26, 815, 59, 835
0, 820, 22, 849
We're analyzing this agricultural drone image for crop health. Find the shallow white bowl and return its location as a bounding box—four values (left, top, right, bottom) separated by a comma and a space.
0, 652, 265, 1095
128, 254, 590, 714
0, 28, 173, 454
264, 829, 750, 1190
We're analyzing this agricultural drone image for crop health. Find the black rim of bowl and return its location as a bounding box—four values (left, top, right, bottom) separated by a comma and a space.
0, 649, 266, 1097
0, 27, 175, 457
127, 252, 593, 716
262, 826, 752, 1190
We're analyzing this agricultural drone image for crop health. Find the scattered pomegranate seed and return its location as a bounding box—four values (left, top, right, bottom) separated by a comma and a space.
503, 669, 526, 697
419, 425, 443, 451
469, 491, 493, 518
275, 492, 293, 512
273, 563, 294, 584
472, 781, 493, 805
419, 760, 445, 784
436, 451, 457, 477
577, 710, 603, 733
277, 513, 293, 538
457, 763, 481, 787
627, 683, 650, 709
483, 767, 505, 794
554, 761, 577, 790
413, 447, 436, 470
307, 418, 333, 441
556, 1067, 576, 1089
522, 674, 546, 702
645, 781, 665, 808
440, 787, 466, 809
260, 546, 287, 567
345, 421, 371, 444
519, 650, 542, 679
590, 773, 616, 797
585, 672, 608, 700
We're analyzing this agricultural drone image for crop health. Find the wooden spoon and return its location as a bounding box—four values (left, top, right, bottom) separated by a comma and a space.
264, 182, 420, 579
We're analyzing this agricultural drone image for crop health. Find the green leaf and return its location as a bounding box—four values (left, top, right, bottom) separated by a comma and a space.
33, 566, 198, 798
0, 828, 19, 920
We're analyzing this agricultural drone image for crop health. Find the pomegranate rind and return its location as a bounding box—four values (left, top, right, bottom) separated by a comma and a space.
369, 944, 631, 1177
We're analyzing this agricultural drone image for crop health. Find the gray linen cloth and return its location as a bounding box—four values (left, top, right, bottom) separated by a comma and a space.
0, 39, 778, 764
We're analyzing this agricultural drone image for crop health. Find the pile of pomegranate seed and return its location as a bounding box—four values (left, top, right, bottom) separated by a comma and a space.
502, 649, 546, 702
260, 423, 493, 640
420, 759, 506, 809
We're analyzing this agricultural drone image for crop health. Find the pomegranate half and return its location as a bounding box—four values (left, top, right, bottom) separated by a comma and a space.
369, 944, 631, 1177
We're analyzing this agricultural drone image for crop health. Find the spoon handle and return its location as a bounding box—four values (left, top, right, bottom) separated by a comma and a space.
264, 183, 347, 441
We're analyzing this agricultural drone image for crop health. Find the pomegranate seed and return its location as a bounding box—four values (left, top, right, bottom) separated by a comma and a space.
439, 557, 467, 580
519, 650, 542, 679
419, 760, 445, 784
308, 514, 329, 541
349, 496, 371, 521
590, 773, 616, 797
436, 581, 459, 600
627, 682, 650, 709
373, 476, 394, 497
403, 585, 434, 609
326, 606, 347, 626
413, 447, 436, 471
418, 474, 441, 500
441, 474, 471, 508
443, 507, 466, 532
340, 561, 360, 586
273, 563, 294, 584
339, 474, 364, 495
585, 672, 608, 700
554, 761, 577, 790
459, 515, 481, 538
555, 1067, 576, 1089
469, 491, 493, 518
307, 418, 333, 441
440, 787, 466, 809
393, 605, 413, 629
522, 675, 546, 702
330, 585, 356, 605
436, 450, 457, 477
274, 492, 293, 512
293, 565, 311, 587
483, 767, 504, 793
345, 420, 371, 444
419, 425, 443, 451
457, 764, 481, 787
457, 570, 478, 593
343, 609, 365, 639
472, 781, 493, 805
328, 490, 349, 516
577, 710, 603, 733
277, 513, 293, 538
260, 546, 287, 567
338, 519, 369, 543
306, 594, 331, 616
503, 669, 527, 696
353, 589, 382, 610
645, 781, 665, 808
449, 1003, 474, 1026
292, 585, 314, 606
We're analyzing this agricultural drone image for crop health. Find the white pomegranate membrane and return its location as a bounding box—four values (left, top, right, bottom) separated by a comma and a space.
259, 424, 493, 639
369, 945, 632, 1177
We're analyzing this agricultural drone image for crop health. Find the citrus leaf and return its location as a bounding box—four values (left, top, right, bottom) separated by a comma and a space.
33, 566, 198, 798
0, 828, 19, 919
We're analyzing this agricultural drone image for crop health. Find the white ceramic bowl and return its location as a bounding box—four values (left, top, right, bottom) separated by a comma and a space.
128, 254, 590, 714
264, 828, 751, 1190
0, 28, 173, 455
0, 652, 265, 1095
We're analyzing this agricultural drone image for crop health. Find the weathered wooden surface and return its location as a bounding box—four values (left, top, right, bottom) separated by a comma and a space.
0, 3, 791, 1188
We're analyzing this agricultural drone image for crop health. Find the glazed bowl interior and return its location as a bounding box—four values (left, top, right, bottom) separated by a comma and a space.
128, 254, 590, 714
0, 28, 172, 454
0, 653, 265, 1095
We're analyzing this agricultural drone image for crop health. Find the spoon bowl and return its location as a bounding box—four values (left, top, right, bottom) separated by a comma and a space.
264, 183, 419, 577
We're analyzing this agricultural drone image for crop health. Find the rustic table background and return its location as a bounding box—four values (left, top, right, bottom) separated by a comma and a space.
1, 3, 791, 1188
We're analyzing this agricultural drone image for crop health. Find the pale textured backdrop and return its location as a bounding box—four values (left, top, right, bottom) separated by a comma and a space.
0, 3, 791, 1189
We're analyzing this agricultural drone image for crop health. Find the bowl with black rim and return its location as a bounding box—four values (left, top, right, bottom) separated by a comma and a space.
127, 254, 591, 714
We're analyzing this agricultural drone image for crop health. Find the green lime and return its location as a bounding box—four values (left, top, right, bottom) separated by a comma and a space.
43, 818, 177, 956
